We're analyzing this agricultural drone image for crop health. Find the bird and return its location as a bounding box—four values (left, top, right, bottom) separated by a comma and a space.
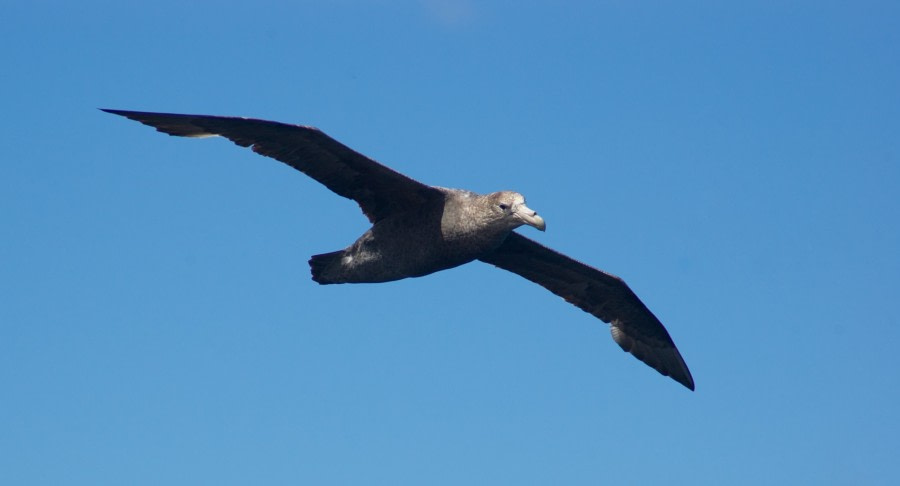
102, 108, 695, 390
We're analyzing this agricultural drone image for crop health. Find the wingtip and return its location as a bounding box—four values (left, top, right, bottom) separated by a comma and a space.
670, 358, 695, 391
99, 108, 130, 117
671, 357, 695, 391
611, 325, 695, 391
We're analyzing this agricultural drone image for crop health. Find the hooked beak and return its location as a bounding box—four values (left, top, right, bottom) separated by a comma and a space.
515, 203, 546, 231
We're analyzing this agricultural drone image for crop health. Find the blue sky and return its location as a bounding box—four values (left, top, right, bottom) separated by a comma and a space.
2, 1, 899, 484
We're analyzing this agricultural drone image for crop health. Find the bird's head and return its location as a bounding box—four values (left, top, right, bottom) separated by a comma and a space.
488, 191, 546, 232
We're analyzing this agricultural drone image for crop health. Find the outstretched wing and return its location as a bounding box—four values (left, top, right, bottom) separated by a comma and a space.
479, 232, 694, 390
102, 109, 439, 223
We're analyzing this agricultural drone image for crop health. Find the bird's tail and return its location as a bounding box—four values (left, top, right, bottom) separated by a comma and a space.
309, 250, 344, 285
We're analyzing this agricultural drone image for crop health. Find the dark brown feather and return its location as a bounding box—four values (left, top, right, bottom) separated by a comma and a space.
480, 233, 694, 390
100, 109, 439, 223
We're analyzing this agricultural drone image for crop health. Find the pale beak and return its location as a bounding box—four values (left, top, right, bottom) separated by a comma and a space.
515, 204, 546, 231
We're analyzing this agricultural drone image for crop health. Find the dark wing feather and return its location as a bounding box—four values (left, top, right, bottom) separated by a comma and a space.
101, 109, 438, 223
479, 232, 694, 390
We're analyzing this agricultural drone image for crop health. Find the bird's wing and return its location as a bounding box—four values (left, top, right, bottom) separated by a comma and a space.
479, 232, 694, 390
102, 109, 439, 223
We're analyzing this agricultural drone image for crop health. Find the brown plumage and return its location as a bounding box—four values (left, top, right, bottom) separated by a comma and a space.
102, 108, 695, 390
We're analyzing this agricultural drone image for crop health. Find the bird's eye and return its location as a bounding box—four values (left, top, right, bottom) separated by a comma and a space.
499, 204, 509, 210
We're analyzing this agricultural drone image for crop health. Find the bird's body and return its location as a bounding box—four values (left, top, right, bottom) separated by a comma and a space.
312, 188, 543, 284
102, 108, 695, 390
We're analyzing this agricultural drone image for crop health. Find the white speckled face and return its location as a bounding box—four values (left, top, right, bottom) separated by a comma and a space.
493, 191, 523, 215
490, 191, 545, 231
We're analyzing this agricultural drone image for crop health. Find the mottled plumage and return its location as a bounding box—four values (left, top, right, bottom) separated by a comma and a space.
102, 108, 695, 390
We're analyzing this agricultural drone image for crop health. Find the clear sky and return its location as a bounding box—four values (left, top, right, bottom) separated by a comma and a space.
2, 1, 899, 484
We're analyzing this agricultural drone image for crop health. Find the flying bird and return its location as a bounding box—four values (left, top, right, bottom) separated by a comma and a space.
102, 108, 695, 390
